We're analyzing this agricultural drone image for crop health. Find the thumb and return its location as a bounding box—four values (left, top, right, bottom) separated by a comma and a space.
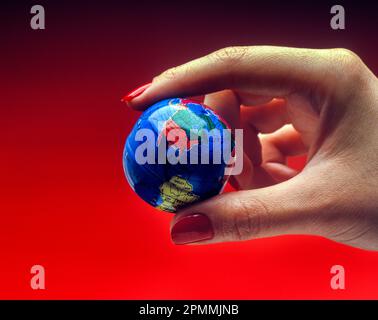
170, 167, 335, 245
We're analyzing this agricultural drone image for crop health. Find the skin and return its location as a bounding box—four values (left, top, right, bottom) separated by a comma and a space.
127, 46, 378, 251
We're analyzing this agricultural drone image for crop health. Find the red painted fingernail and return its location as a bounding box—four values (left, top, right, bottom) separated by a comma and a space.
121, 83, 152, 103
171, 214, 214, 245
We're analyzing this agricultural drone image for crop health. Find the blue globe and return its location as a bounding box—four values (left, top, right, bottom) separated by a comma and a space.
123, 98, 235, 212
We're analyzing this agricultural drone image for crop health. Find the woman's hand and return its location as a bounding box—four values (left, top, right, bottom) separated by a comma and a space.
126, 46, 378, 250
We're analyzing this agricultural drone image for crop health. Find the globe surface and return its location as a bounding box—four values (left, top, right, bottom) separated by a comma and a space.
123, 98, 234, 212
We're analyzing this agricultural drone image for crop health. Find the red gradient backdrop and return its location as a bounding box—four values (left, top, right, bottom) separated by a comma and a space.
1, 0, 378, 299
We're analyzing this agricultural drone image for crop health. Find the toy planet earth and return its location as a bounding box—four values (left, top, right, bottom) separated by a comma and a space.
123, 98, 235, 212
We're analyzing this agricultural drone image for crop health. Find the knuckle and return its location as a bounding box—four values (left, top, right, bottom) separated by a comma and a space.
210, 46, 249, 65
158, 66, 180, 80
331, 48, 361, 66
328, 48, 367, 85
157, 63, 193, 82
227, 196, 271, 241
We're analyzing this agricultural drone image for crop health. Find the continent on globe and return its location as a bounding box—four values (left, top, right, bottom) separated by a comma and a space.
156, 176, 199, 212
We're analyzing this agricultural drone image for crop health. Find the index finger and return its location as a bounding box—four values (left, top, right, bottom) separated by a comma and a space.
126, 46, 341, 110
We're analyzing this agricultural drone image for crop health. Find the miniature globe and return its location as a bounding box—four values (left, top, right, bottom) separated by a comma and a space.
123, 98, 235, 212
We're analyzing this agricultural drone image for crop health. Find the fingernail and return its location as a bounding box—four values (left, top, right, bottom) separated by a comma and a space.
171, 214, 214, 245
121, 82, 152, 103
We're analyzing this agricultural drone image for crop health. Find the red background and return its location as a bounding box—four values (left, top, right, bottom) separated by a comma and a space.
1, 0, 378, 299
